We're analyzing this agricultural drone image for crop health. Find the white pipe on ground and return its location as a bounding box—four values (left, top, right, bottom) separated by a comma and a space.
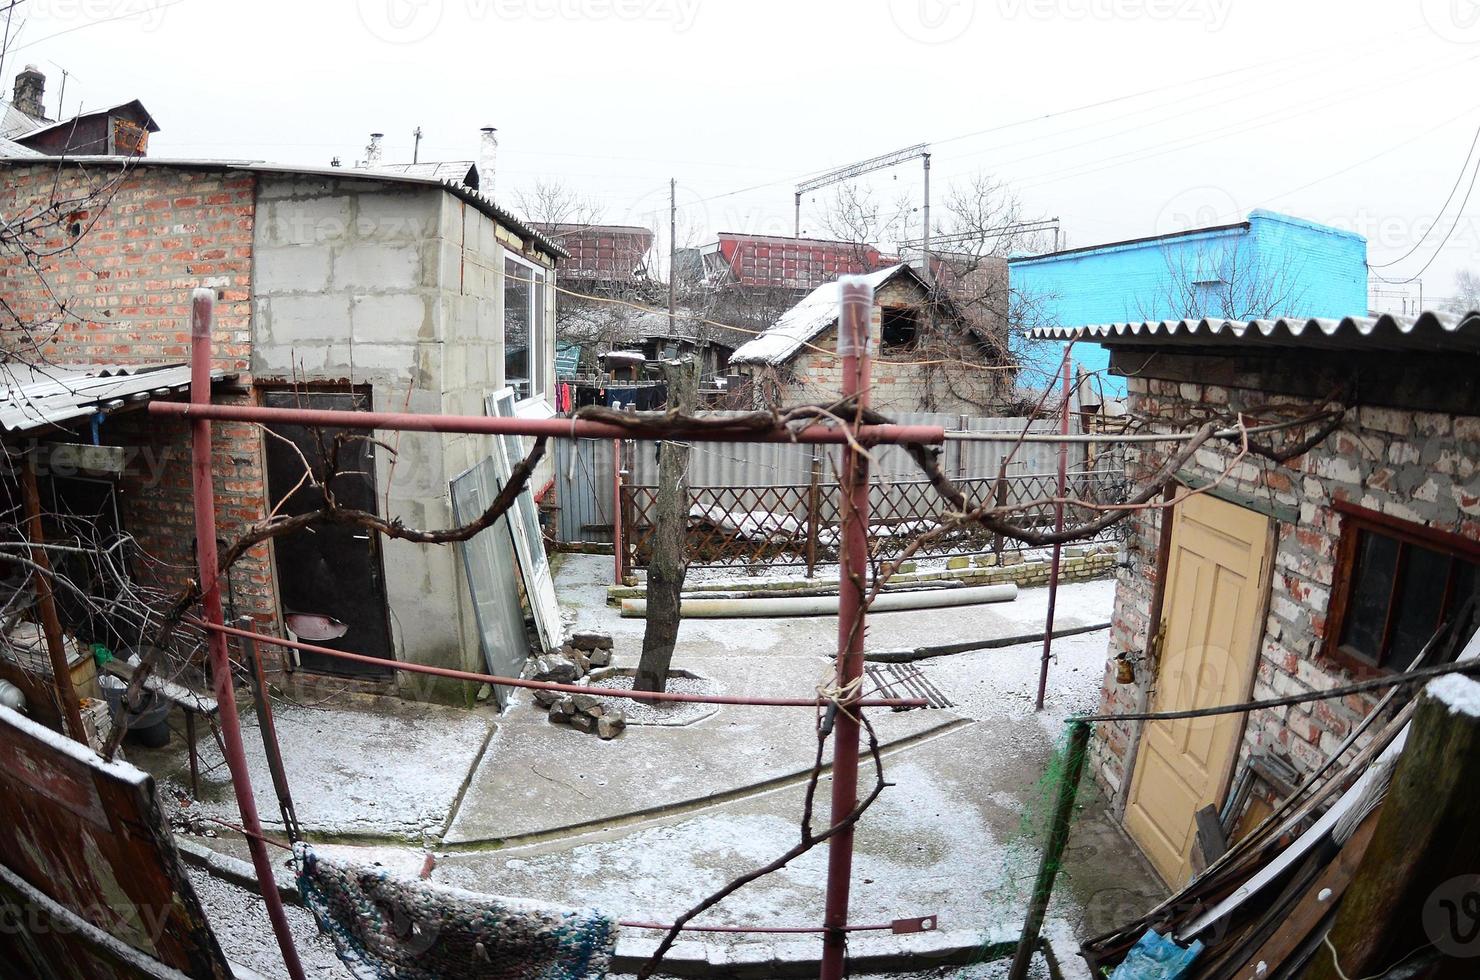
619, 583, 1017, 619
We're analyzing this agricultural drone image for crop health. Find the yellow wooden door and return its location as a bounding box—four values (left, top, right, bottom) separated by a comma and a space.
1124, 492, 1272, 886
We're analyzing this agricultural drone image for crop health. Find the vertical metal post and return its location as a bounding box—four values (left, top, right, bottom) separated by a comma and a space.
612, 439, 624, 585
619, 467, 635, 584
188, 288, 308, 980
820, 277, 874, 980
992, 454, 1009, 563
920, 152, 932, 285
806, 449, 821, 579
240, 616, 302, 843
19, 450, 87, 744
668, 177, 677, 338
1035, 354, 1072, 711
1008, 720, 1090, 980
794, 190, 802, 239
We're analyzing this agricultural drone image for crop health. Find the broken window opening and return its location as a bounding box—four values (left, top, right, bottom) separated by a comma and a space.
880, 305, 921, 353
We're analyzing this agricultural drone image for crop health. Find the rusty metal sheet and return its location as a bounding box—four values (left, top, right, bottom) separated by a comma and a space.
0, 705, 230, 979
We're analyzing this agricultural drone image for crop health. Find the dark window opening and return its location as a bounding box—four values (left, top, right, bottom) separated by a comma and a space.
880, 306, 920, 352
1333, 517, 1480, 673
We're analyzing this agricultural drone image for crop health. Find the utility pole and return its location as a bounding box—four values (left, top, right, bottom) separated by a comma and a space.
412, 126, 422, 164
794, 190, 802, 238
921, 152, 932, 285
669, 177, 677, 337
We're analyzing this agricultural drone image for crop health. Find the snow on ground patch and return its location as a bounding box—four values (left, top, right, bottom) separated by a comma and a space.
918, 628, 1111, 734
587, 672, 720, 725
182, 701, 494, 842
186, 866, 347, 978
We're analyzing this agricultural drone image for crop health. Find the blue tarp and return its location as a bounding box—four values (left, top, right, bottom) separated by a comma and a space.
1109, 928, 1204, 980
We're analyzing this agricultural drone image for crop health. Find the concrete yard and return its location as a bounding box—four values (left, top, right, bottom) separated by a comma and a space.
140, 553, 1164, 977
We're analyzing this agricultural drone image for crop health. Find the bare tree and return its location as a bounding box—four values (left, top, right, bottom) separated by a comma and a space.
512, 177, 604, 228
1140, 239, 1308, 322
1443, 269, 1480, 314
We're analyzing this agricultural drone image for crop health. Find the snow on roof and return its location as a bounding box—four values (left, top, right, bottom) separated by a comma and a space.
0, 134, 43, 158
369, 160, 476, 184
0, 100, 48, 140
729, 265, 909, 366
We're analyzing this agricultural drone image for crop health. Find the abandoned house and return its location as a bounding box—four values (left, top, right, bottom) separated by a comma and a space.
1, 64, 159, 159
1031, 312, 1480, 888
0, 153, 565, 702
727, 263, 1015, 414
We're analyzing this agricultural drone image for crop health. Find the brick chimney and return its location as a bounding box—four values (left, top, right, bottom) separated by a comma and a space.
478, 127, 497, 196
13, 65, 45, 119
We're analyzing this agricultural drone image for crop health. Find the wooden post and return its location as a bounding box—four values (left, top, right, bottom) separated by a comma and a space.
1009, 720, 1091, 980
634, 357, 697, 693
806, 449, 822, 579
18, 448, 86, 744
1306, 676, 1480, 980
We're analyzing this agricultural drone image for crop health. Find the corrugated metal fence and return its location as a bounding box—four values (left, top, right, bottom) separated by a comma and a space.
554, 413, 1084, 546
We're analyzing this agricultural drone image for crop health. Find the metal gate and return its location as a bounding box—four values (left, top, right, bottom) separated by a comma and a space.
554, 437, 616, 544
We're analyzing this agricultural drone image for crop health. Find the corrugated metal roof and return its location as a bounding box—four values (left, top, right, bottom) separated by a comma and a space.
0, 156, 568, 260
0, 363, 232, 434
1028, 311, 1480, 355
369, 160, 476, 183
0, 100, 49, 140
0, 135, 44, 159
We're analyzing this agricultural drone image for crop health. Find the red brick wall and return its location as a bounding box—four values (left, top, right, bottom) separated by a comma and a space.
1, 163, 276, 630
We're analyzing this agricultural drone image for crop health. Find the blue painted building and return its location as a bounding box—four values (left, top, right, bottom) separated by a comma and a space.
1009, 210, 1368, 398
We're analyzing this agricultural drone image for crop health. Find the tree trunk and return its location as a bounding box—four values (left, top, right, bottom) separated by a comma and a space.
634, 357, 697, 693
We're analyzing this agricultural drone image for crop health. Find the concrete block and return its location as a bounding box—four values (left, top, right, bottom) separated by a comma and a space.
355, 190, 436, 241
333, 243, 422, 291
254, 244, 331, 293
260, 294, 350, 344
351, 293, 430, 344
264, 195, 353, 246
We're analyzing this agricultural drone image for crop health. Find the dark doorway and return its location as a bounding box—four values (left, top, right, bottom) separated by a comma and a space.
261, 389, 395, 677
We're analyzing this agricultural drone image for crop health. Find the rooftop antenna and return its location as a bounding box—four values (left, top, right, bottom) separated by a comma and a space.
48, 59, 71, 119
0, 0, 23, 84
412, 126, 422, 164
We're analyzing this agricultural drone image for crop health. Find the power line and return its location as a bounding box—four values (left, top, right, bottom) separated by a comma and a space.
1371, 146, 1480, 286
1369, 111, 1480, 269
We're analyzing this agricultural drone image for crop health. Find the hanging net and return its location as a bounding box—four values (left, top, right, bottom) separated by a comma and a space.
295, 844, 618, 980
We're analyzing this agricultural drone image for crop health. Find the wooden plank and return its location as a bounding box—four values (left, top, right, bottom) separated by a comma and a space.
1306, 679, 1480, 980
1224, 812, 1379, 979
0, 704, 230, 978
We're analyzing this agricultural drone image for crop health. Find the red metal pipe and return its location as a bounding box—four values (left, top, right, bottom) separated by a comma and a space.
1035, 351, 1073, 712
194, 618, 927, 710
148, 400, 945, 447
187, 290, 308, 980
619, 920, 896, 934
820, 277, 875, 980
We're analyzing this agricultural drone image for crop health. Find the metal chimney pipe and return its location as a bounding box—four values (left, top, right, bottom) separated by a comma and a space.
478, 126, 498, 195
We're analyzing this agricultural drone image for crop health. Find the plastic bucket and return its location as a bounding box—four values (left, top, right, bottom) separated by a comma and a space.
98, 675, 171, 745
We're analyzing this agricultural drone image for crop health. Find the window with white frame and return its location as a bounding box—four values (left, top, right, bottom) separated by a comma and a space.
503, 256, 547, 401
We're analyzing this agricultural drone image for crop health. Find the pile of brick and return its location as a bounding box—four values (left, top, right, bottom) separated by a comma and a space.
529, 630, 626, 739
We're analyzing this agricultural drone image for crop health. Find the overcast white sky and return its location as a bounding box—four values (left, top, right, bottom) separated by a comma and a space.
6, 0, 1479, 305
